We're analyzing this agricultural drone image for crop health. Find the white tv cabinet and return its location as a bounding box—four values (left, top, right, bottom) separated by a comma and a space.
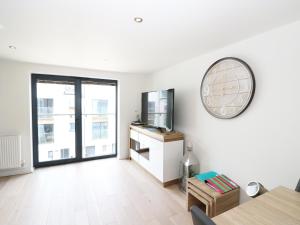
129, 125, 184, 187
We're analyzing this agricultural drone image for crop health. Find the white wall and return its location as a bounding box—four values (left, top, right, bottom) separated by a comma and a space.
0, 59, 148, 176
148, 20, 300, 202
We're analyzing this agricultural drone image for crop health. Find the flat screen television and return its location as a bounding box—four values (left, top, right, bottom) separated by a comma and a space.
141, 89, 174, 131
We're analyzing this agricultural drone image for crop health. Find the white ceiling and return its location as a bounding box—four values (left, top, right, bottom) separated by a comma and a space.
0, 0, 300, 74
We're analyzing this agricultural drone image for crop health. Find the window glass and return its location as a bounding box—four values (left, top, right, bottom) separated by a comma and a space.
38, 98, 53, 115
69, 122, 75, 132
48, 151, 53, 160
60, 148, 70, 159
38, 124, 54, 144
92, 99, 108, 114
92, 122, 108, 139
85, 146, 95, 157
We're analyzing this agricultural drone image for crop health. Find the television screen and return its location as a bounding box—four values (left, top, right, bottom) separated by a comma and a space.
141, 89, 174, 131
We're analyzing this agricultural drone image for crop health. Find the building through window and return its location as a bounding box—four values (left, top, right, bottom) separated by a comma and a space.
60, 148, 70, 159
92, 122, 108, 139
102, 145, 107, 152
38, 98, 53, 115
64, 86, 75, 95
38, 124, 54, 144
69, 122, 75, 132
85, 146, 95, 157
48, 151, 53, 160
92, 99, 108, 114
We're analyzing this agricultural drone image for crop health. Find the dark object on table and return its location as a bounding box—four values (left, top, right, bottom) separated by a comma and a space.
191, 205, 216, 225
131, 121, 145, 126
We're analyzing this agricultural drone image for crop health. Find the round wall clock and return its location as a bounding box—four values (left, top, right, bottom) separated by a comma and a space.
200, 57, 255, 119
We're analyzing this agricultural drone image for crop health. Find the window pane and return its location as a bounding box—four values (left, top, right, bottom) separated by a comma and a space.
92, 122, 108, 139
85, 146, 95, 157
92, 99, 108, 114
48, 151, 53, 160
82, 83, 116, 158
37, 82, 76, 162
38, 124, 54, 144
38, 98, 54, 116
69, 122, 75, 132
60, 148, 70, 159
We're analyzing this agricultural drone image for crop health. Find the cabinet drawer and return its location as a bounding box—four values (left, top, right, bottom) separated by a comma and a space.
130, 129, 139, 141
139, 133, 150, 149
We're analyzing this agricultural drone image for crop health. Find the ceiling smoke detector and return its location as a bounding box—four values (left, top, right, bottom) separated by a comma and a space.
134, 17, 143, 23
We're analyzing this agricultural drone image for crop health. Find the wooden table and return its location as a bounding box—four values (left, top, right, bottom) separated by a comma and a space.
212, 186, 300, 225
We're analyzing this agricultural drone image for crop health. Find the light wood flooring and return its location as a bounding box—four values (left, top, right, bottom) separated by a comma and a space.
0, 159, 193, 225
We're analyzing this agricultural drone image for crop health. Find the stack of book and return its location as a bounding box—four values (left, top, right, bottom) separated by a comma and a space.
195, 171, 239, 194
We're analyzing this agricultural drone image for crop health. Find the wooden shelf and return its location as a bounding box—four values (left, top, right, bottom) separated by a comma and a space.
130, 125, 184, 142
187, 177, 240, 218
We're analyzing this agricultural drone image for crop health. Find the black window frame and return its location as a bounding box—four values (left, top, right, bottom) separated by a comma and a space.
31, 74, 118, 168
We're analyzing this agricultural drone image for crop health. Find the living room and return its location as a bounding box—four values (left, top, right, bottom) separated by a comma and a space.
0, 1, 300, 225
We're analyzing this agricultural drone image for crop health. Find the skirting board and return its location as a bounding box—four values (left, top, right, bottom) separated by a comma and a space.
0, 166, 33, 177
163, 179, 179, 187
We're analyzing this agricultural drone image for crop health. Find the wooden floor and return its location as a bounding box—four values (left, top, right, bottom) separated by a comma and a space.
0, 159, 193, 225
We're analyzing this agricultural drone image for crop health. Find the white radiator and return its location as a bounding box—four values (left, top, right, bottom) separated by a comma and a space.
0, 135, 22, 169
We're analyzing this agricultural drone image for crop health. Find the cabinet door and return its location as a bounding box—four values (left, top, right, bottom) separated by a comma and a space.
163, 140, 184, 181
130, 149, 139, 161
148, 137, 164, 182
139, 152, 151, 172
138, 133, 149, 150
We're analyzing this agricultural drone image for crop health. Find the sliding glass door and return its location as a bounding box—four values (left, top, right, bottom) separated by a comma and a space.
81, 82, 116, 158
35, 80, 76, 163
32, 74, 117, 167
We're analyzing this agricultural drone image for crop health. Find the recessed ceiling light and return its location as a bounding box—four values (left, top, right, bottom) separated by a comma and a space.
134, 17, 143, 23
9, 45, 16, 50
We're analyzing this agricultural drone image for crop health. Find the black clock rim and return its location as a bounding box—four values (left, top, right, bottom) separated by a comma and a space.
200, 57, 256, 119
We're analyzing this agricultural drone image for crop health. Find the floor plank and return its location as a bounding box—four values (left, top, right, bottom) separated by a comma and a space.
0, 159, 192, 225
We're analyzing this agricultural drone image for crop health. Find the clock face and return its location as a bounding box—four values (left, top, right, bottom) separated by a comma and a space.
200, 57, 255, 119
